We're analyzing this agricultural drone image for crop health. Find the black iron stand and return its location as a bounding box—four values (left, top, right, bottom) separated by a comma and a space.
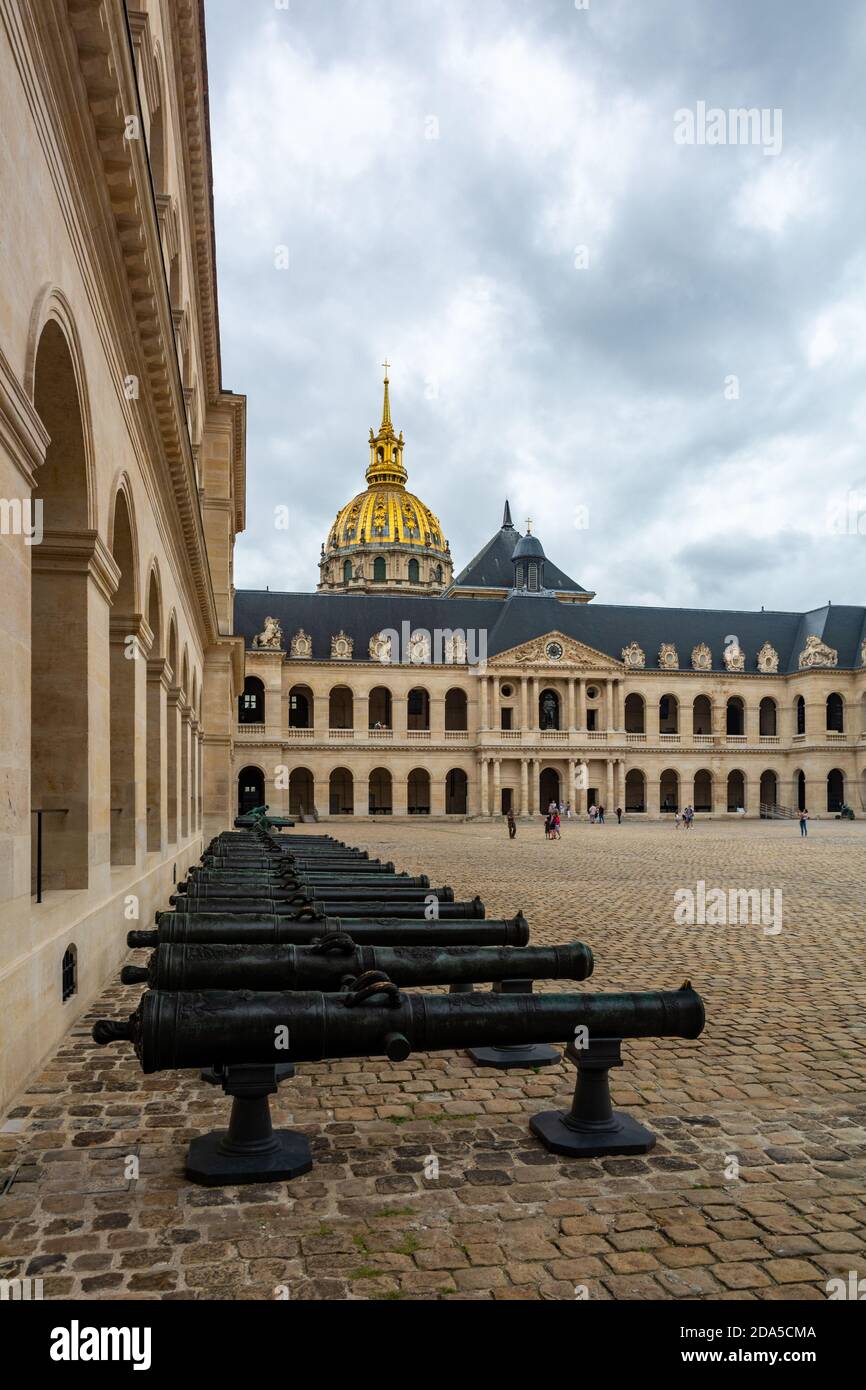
530, 1037, 656, 1156
186, 1064, 311, 1185
467, 979, 560, 1068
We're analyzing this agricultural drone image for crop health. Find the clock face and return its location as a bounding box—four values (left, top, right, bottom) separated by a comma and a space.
546, 640, 563, 661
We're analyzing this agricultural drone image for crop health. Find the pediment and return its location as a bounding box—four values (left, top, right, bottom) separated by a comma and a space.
490, 630, 619, 671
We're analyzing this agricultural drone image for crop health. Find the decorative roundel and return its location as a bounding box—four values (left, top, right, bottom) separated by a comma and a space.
545, 640, 564, 661
586, 685, 599, 700
500, 683, 513, 697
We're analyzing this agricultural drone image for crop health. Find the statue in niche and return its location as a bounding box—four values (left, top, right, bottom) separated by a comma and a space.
541, 691, 559, 729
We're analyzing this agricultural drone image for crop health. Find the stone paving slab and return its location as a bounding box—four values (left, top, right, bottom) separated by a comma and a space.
1, 819, 864, 1301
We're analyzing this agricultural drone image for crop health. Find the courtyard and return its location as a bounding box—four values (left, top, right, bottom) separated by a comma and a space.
1, 817, 864, 1302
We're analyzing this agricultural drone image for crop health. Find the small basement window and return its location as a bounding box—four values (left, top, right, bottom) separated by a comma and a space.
62, 944, 78, 1002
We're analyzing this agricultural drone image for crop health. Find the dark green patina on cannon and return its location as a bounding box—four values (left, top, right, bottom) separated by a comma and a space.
129, 912, 528, 949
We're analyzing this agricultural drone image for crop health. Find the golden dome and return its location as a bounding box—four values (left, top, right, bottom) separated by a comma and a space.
329, 485, 445, 551
319, 364, 453, 586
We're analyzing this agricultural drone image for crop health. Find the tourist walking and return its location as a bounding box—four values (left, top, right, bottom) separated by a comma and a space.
552, 809, 561, 839
615, 806, 623, 825
506, 807, 517, 839
565, 800, 572, 819
674, 809, 681, 829
597, 804, 605, 825
799, 808, 809, 837
588, 803, 597, 825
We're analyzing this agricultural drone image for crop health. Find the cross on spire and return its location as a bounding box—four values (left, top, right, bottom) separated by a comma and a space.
525, 516, 533, 533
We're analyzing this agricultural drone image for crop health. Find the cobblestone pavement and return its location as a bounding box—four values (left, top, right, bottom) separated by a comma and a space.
1, 819, 864, 1301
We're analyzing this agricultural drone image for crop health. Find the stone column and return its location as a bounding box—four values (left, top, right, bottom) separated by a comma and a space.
490, 677, 500, 733
479, 676, 488, 730
681, 694, 694, 743
202, 640, 240, 843
575, 677, 585, 731
146, 656, 168, 853
167, 685, 181, 845
181, 705, 192, 838
606, 759, 615, 810
393, 770, 408, 817
430, 693, 445, 740
520, 758, 529, 816
647, 692, 661, 742
567, 677, 576, 731
530, 677, 539, 730
355, 690, 369, 735
431, 771, 446, 816
492, 758, 501, 816
520, 676, 528, 732
313, 691, 329, 735
353, 771, 368, 817
745, 698, 761, 744
393, 689, 408, 739
646, 766, 661, 818
478, 758, 489, 816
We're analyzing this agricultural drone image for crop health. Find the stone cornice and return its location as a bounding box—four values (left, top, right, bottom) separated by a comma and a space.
0, 344, 51, 486
10, 0, 223, 646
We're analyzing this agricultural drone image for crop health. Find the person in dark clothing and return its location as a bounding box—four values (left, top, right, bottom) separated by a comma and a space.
799, 808, 809, 837
506, 807, 517, 839
615, 807, 623, 824
597, 804, 605, 824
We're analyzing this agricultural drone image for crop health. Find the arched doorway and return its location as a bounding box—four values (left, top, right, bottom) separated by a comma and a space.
329, 685, 353, 730
288, 767, 314, 817
726, 697, 745, 735
369, 687, 392, 729
167, 619, 179, 845
288, 685, 312, 729
31, 317, 92, 891
539, 766, 560, 810
727, 769, 746, 812
445, 688, 467, 731
659, 694, 678, 734
760, 769, 778, 810
369, 767, 392, 814
625, 769, 645, 812
827, 768, 845, 812
759, 698, 777, 736
408, 768, 431, 814
624, 694, 645, 733
693, 769, 712, 812
660, 769, 679, 812
238, 766, 264, 817
446, 768, 468, 814
692, 695, 712, 736
239, 676, 265, 723
329, 767, 353, 814
407, 688, 430, 731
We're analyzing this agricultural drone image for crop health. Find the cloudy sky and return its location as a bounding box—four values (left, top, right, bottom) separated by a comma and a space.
203, 0, 866, 612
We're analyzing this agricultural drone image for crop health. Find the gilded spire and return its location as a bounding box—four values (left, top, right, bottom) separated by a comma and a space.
380, 360, 392, 432
367, 364, 407, 486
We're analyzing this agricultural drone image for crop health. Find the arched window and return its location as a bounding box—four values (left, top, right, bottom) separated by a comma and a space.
435, 564, 444, 584
343, 558, 352, 583
660, 769, 679, 812
759, 697, 777, 737
329, 767, 353, 815
408, 768, 431, 814
625, 769, 646, 812
693, 769, 713, 812
407, 688, 430, 730
237, 766, 265, 817
727, 769, 745, 812
239, 676, 265, 724
445, 688, 468, 731
760, 769, 778, 810
795, 696, 805, 735
373, 556, 386, 582
288, 767, 315, 817
408, 557, 420, 583
624, 694, 645, 733
693, 695, 712, 736
827, 768, 845, 812
288, 685, 312, 729
659, 695, 678, 734
528, 562, 538, 591
726, 697, 745, 736
446, 768, 468, 814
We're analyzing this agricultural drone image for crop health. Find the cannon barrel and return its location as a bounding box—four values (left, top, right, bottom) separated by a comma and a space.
130, 912, 527, 948
94, 983, 705, 1072
174, 884, 453, 904
176, 874, 427, 893
164, 897, 483, 920
120, 940, 593, 991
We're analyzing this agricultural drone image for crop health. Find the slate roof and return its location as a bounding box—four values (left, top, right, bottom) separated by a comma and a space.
233, 589, 866, 673
450, 520, 589, 595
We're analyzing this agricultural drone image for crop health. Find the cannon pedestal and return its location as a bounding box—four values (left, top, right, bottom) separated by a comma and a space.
186, 1064, 311, 1185
530, 1038, 655, 1157
467, 979, 560, 1068
200, 1062, 295, 1084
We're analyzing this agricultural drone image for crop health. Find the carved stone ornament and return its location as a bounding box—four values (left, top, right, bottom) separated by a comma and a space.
860, 638, 866, 668
756, 641, 779, 674
444, 630, 467, 663
621, 642, 645, 669
409, 630, 432, 663
369, 631, 394, 663
331, 630, 353, 660
251, 616, 283, 650
658, 643, 679, 670
798, 633, 838, 670
691, 643, 712, 671
290, 628, 312, 659
723, 640, 745, 672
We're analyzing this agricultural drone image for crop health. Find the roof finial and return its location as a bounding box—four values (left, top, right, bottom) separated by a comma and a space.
381, 360, 392, 430
525, 515, 533, 534
502, 499, 514, 530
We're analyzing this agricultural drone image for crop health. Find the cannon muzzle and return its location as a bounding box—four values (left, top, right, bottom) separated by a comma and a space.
135, 912, 524, 947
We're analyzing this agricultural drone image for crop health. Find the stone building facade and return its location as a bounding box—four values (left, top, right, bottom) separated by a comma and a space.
234, 382, 866, 827
0, 0, 245, 1111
